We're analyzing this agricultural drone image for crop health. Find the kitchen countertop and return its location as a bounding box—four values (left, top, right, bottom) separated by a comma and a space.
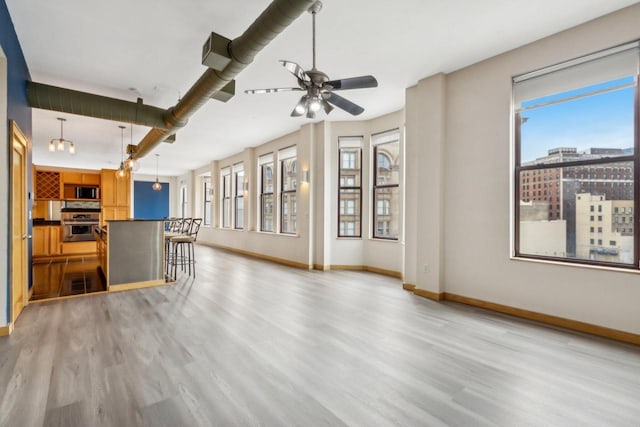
32, 220, 61, 226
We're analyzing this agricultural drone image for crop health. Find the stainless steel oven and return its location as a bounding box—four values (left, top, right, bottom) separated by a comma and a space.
61, 212, 100, 242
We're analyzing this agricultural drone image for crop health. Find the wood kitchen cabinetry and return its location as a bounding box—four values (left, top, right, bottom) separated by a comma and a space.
33, 226, 62, 257
102, 206, 129, 223
101, 169, 131, 225
61, 171, 101, 185
34, 166, 101, 200
61, 171, 101, 200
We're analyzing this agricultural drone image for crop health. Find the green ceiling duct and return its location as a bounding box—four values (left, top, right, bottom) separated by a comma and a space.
27, 82, 170, 130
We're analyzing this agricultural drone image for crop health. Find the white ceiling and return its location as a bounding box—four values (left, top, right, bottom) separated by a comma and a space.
6, 0, 639, 176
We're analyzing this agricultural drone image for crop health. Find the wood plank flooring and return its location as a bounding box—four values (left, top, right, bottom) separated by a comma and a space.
1, 244, 639, 426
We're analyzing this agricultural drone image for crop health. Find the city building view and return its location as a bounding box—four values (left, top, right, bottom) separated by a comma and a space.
519, 147, 634, 263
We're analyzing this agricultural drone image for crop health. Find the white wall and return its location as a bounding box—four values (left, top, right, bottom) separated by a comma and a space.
328, 111, 405, 273
198, 126, 315, 267
0, 47, 8, 326
410, 4, 640, 334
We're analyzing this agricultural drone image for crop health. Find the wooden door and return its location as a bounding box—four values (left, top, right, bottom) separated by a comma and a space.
10, 121, 28, 323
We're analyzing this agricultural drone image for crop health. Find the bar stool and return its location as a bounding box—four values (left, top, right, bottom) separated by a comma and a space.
169, 218, 201, 279
164, 218, 190, 278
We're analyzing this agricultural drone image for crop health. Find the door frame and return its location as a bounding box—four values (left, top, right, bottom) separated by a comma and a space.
10, 120, 29, 326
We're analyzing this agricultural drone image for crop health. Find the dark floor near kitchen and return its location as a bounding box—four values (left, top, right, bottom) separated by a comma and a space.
31, 257, 106, 301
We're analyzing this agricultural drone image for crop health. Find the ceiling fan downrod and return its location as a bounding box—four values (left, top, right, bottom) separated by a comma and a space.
309, 1, 322, 70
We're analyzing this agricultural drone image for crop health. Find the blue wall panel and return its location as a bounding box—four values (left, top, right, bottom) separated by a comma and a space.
1, 0, 31, 140
134, 181, 170, 219
1, 0, 32, 322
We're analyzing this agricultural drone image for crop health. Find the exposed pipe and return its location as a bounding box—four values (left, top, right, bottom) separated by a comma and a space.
132, 0, 316, 159
27, 82, 169, 130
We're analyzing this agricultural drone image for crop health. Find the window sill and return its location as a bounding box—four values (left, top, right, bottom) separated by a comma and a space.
249, 230, 300, 238
336, 237, 362, 240
510, 255, 640, 275
217, 227, 244, 232
369, 237, 400, 243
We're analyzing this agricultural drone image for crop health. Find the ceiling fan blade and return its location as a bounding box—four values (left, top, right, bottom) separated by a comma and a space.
326, 75, 378, 91
245, 87, 303, 94
326, 92, 365, 116
279, 60, 310, 82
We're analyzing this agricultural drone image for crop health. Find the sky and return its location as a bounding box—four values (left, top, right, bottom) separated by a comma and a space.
520, 76, 634, 163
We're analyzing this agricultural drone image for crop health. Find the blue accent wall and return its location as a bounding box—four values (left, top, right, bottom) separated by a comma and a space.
134, 181, 170, 219
1, 0, 31, 139
1, 0, 32, 322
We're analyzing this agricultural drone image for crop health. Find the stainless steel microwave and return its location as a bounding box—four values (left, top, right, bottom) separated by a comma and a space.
75, 186, 99, 199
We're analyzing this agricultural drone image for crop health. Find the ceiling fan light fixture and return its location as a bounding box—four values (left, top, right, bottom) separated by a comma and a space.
294, 103, 306, 115
322, 100, 333, 114
308, 97, 322, 112
292, 95, 308, 116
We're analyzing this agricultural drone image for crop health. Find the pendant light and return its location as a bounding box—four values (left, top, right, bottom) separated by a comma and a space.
117, 125, 127, 178
152, 154, 162, 191
50, 117, 75, 154
126, 124, 137, 170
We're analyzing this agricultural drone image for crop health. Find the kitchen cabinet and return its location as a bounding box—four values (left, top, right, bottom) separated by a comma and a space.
101, 169, 130, 206
61, 241, 97, 255
102, 206, 129, 223
101, 169, 130, 225
62, 171, 101, 185
32, 226, 62, 257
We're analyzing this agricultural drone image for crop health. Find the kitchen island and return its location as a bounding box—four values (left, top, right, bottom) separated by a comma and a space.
96, 219, 168, 291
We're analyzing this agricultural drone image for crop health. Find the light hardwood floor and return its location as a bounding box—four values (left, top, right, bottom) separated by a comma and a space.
1, 244, 639, 426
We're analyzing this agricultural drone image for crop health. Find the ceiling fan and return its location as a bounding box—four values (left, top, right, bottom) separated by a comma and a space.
244, 1, 378, 119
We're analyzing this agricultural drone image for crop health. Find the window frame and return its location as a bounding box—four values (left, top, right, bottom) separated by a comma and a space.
221, 168, 232, 229
203, 176, 212, 226
233, 163, 244, 230
279, 147, 297, 235
372, 133, 400, 241
513, 42, 640, 270
338, 137, 363, 238
259, 155, 274, 232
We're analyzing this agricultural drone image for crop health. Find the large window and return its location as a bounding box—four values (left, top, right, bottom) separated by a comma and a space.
372, 130, 400, 239
259, 153, 274, 232
513, 42, 639, 268
338, 136, 362, 237
221, 167, 231, 228
234, 163, 244, 230
280, 146, 297, 234
203, 176, 212, 226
